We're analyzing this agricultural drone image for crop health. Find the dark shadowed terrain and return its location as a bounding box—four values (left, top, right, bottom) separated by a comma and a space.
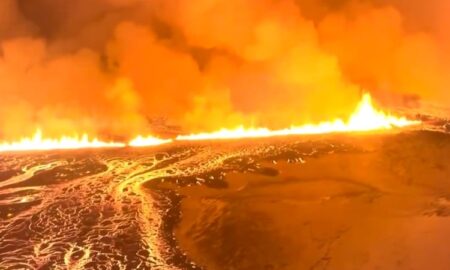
0, 129, 449, 269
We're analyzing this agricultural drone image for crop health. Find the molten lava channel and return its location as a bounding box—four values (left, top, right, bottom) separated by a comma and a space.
0, 93, 420, 152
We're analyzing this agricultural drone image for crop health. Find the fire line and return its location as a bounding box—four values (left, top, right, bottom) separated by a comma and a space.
0, 129, 126, 153
175, 93, 420, 141
0, 93, 420, 153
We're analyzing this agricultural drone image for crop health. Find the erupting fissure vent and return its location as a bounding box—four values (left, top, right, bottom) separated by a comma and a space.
0, 94, 420, 152
175, 93, 420, 141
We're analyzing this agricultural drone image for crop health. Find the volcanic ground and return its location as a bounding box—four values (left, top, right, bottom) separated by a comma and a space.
0, 129, 450, 270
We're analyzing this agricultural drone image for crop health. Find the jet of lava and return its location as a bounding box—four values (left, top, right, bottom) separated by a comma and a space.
0, 129, 125, 153
0, 94, 420, 153
175, 93, 421, 141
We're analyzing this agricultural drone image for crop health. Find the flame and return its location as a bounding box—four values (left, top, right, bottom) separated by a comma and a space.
128, 135, 173, 147
0, 94, 420, 152
0, 129, 125, 153
176, 93, 420, 141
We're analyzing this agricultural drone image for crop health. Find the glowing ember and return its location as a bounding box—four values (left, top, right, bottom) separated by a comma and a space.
128, 135, 173, 147
0, 129, 125, 153
176, 93, 421, 141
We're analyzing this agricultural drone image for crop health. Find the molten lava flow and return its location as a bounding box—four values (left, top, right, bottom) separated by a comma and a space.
176, 93, 421, 141
128, 135, 173, 147
0, 129, 125, 153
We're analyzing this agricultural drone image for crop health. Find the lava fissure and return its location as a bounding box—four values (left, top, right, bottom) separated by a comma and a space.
0, 94, 420, 153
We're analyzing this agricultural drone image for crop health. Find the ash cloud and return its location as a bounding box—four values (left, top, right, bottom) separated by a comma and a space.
0, 0, 448, 139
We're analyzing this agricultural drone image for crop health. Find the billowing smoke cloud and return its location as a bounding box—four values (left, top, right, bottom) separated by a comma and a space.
0, 0, 448, 139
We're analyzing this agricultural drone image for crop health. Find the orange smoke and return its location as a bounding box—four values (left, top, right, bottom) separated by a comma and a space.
0, 0, 448, 141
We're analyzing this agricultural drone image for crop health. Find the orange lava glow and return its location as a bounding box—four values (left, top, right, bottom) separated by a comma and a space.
0, 94, 420, 153
176, 93, 421, 141
0, 129, 125, 153
128, 135, 173, 147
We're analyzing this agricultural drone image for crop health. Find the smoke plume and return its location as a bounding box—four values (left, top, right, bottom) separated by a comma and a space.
0, 0, 448, 139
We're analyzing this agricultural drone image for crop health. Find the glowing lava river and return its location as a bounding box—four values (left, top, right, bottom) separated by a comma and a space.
0, 139, 369, 269
0, 94, 449, 269
0, 145, 202, 269
0, 125, 450, 270
0, 139, 301, 269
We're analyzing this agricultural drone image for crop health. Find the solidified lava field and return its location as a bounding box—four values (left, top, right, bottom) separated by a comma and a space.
0, 130, 450, 270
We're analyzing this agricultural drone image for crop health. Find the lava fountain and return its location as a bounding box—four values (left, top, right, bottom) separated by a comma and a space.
0, 94, 420, 153
175, 93, 421, 141
0, 129, 125, 153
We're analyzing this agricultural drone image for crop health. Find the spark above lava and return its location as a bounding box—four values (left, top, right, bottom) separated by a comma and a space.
0, 93, 420, 153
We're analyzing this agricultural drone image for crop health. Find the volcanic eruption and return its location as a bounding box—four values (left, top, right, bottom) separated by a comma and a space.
0, 0, 449, 269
